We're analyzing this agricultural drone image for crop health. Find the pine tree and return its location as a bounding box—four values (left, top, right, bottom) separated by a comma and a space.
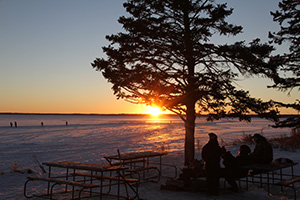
269, 0, 300, 128
92, 0, 278, 165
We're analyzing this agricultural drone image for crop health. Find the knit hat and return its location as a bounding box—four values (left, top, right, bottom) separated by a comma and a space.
251, 133, 261, 139
208, 133, 217, 139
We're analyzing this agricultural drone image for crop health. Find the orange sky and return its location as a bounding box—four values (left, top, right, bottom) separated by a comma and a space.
0, 0, 298, 115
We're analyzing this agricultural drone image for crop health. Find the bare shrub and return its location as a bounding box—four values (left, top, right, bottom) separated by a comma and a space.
270, 128, 300, 151
152, 142, 169, 153
11, 162, 34, 174
12, 162, 19, 172
232, 133, 253, 145
230, 128, 300, 151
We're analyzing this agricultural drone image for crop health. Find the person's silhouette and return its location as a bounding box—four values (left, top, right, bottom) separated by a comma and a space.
202, 133, 222, 195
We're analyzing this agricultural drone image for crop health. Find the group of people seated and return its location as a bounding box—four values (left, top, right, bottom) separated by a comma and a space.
201, 132, 273, 195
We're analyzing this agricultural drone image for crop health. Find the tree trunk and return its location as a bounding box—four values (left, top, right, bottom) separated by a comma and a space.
184, 100, 196, 166
183, 2, 196, 166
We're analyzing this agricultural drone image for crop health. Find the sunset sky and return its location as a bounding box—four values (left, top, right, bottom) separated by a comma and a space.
0, 0, 298, 114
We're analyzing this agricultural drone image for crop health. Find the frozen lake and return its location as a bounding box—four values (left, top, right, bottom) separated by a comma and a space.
0, 114, 292, 170
0, 114, 297, 199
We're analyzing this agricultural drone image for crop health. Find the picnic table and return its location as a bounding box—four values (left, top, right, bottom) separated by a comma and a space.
105, 150, 177, 181
24, 161, 139, 200
240, 161, 298, 196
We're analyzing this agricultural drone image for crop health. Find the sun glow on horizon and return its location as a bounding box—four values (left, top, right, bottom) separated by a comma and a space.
146, 106, 163, 117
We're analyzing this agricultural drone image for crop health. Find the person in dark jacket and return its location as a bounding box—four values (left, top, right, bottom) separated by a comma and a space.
249, 133, 273, 164
235, 145, 252, 176
202, 133, 222, 195
222, 145, 252, 191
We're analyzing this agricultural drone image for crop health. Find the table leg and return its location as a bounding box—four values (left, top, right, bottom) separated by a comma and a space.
117, 170, 120, 200
67, 168, 70, 192
259, 172, 263, 188
47, 166, 51, 195
71, 168, 75, 199
90, 170, 93, 196
100, 171, 103, 200
280, 168, 283, 191
159, 156, 162, 172
143, 158, 146, 179
122, 169, 129, 199
246, 175, 249, 191
267, 172, 270, 195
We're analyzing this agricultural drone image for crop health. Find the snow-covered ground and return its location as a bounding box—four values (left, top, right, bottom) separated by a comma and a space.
0, 114, 299, 199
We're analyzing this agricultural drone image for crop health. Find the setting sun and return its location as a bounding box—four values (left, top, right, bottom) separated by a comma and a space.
146, 106, 163, 117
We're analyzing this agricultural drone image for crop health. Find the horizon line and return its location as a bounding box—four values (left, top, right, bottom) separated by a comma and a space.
0, 112, 299, 117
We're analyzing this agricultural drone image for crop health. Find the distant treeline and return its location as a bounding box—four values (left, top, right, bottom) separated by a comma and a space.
0, 112, 299, 118
0, 112, 173, 117
0, 112, 153, 116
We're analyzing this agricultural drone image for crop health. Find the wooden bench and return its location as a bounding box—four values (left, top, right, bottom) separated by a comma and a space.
24, 176, 98, 200
239, 162, 298, 195
126, 165, 161, 182
70, 172, 139, 183
106, 149, 161, 183
276, 176, 300, 200
110, 159, 145, 166
70, 172, 139, 199
148, 161, 178, 179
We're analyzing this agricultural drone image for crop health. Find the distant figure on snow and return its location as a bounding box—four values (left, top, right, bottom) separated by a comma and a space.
41, 122, 44, 127
202, 133, 222, 195
14, 121, 17, 127
10, 122, 13, 127
66, 121, 68, 126
249, 133, 273, 164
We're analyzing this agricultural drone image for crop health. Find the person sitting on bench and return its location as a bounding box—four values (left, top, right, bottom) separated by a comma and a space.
222, 145, 252, 192
249, 133, 273, 164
